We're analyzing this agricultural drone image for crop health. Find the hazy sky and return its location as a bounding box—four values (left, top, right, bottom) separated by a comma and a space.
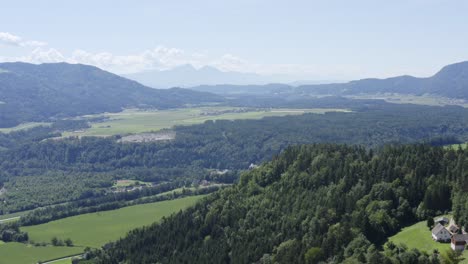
1, 0, 468, 80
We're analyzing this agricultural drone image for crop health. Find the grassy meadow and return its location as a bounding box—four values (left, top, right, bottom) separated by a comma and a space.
388, 220, 468, 263
0, 196, 204, 264
0, 209, 33, 221
64, 107, 349, 136
113, 179, 152, 187
49, 258, 74, 264
22, 195, 205, 248
347, 94, 468, 108
0, 242, 83, 264
445, 143, 468, 150
0, 122, 51, 133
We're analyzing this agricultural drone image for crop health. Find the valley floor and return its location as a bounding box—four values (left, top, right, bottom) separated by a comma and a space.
0, 195, 205, 264
63, 107, 349, 137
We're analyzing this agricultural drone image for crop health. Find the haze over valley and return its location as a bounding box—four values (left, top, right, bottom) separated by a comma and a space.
0, 1, 467, 264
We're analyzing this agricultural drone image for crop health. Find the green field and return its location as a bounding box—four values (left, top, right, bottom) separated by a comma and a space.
64, 107, 349, 136
113, 179, 152, 188
49, 258, 74, 264
0, 209, 33, 221
445, 143, 468, 150
0, 122, 51, 133
388, 220, 468, 263
0, 242, 83, 264
347, 94, 468, 108
23, 195, 204, 248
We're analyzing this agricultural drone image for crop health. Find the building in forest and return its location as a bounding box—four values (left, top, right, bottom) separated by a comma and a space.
435, 217, 449, 225
432, 223, 451, 242
451, 234, 468, 251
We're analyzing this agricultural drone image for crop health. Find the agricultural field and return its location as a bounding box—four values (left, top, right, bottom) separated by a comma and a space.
445, 143, 468, 150
0, 242, 83, 264
0, 196, 204, 263
48, 257, 75, 264
0, 209, 32, 221
22, 195, 205, 248
388, 220, 468, 263
64, 107, 349, 137
347, 94, 468, 108
0, 122, 51, 133
151, 184, 229, 198
112, 179, 153, 188
49, 258, 72, 264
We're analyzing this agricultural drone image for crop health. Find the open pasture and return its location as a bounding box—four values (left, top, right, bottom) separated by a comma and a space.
347, 94, 468, 108
22, 195, 205, 248
0, 242, 83, 264
64, 107, 349, 136
0, 122, 51, 133
388, 219, 468, 263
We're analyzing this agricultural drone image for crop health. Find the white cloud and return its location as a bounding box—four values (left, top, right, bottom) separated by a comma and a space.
0, 35, 362, 79
0, 32, 350, 78
66, 47, 195, 73
28, 48, 66, 63
21, 40, 48, 47
1, 45, 353, 79
60, 46, 211, 74
0, 47, 65, 64
0, 32, 47, 47
212, 54, 250, 72
0, 32, 22, 46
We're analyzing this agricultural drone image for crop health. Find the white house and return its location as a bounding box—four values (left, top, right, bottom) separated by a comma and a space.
432, 223, 451, 242
451, 234, 468, 251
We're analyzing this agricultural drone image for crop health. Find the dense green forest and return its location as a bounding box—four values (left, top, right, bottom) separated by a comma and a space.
0, 103, 467, 213
19, 184, 222, 226
93, 144, 467, 264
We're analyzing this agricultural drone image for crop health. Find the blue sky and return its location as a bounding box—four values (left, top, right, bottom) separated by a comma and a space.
1, 0, 468, 80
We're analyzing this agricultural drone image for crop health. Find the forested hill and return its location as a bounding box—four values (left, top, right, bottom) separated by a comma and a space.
95, 144, 467, 264
298, 61, 468, 98
0, 62, 223, 127
191, 61, 468, 99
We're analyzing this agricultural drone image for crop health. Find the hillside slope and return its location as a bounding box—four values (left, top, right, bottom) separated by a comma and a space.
297, 61, 468, 98
189, 61, 468, 100
96, 144, 467, 264
0, 62, 223, 127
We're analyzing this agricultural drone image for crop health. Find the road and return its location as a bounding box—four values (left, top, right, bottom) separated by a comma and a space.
0, 216, 20, 223
40, 254, 82, 264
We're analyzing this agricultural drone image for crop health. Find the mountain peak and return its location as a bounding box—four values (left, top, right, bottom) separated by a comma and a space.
433, 61, 468, 79
125, 65, 274, 88
170, 64, 197, 72
198, 65, 222, 73
0, 62, 223, 127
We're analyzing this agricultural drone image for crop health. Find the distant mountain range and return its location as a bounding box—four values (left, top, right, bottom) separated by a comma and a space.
124, 64, 293, 88
190, 61, 468, 99
0, 62, 222, 128
1, 61, 467, 128
296, 61, 468, 98
191, 83, 294, 95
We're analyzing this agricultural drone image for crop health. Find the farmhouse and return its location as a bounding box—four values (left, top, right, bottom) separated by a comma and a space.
432, 223, 451, 242
448, 224, 459, 234
435, 217, 449, 225
451, 234, 468, 251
